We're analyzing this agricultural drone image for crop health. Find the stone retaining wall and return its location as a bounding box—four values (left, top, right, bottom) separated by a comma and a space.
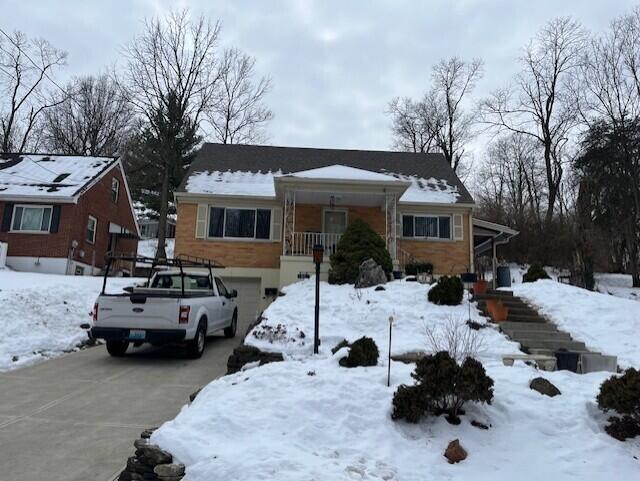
117, 428, 185, 481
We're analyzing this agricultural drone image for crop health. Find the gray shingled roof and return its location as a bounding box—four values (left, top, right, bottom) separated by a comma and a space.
179, 143, 474, 204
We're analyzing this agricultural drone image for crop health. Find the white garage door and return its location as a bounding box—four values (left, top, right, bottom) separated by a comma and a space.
222, 277, 261, 328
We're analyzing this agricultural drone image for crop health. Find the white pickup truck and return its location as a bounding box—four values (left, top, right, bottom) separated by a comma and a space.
90, 268, 238, 358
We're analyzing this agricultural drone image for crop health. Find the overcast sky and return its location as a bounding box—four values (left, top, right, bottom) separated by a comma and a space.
3, 0, 639, 155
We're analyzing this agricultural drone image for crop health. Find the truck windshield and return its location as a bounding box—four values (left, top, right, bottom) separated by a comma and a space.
151, 274, 212, 290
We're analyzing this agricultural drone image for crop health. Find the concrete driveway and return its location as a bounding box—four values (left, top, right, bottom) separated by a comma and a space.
0, 330, 245, 481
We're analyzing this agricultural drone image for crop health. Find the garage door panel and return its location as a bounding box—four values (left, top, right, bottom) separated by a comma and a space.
221, 278, 261, 331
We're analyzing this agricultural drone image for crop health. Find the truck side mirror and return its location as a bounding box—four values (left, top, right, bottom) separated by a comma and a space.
229, 289, 238, 298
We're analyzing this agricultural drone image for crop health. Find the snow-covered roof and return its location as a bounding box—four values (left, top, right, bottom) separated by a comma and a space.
284, 164, 402, 182
0, 154, 118, 200
183, 167, 461, 204
186, 170, 280, 198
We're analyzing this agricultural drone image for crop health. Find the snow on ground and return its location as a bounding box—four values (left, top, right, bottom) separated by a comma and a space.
0, 270, 139, 371
595, 273, 639, 301
152, 279, 639, 481
512, 279, 640, 368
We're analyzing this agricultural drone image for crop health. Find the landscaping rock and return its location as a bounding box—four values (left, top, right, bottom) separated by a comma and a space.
354, 258, 387, 288
154, 463, 185, 477
140, 427, 157, 439
529, 377, 561, 397
444, 439, 467, 464
139, 445, 173, 465
374, 285, 386, 291
391, 351, 427, 364
134, 438, 148, 450
226, 344, 284, 374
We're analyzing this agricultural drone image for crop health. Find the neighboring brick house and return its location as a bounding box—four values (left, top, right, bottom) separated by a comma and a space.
174, 144, 482, 322
0, 153, 140, 275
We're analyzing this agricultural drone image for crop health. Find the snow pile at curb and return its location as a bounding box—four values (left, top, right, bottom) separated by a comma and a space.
0, 271, 137, 371
152, 279, 640, 480
512, 280, 640, 367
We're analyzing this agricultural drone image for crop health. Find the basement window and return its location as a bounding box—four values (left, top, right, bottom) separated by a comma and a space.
402, 214, 451, 240
208, 207, 271, 240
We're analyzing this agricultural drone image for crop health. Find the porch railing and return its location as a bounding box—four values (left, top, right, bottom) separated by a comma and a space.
288, 232, 343, 256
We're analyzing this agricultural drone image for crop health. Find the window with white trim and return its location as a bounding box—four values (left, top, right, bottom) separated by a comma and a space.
11, 206, 52, 232
208, 207, 271, 239
402, 214, 451, 240
111, 177, 119, 203
86, 215, 97, 244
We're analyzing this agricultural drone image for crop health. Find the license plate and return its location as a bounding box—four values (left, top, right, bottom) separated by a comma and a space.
129, 329, 146, 340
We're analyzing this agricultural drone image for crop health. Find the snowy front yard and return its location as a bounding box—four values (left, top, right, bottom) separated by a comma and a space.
151, 279, 639, 481
0, 269, 137, 371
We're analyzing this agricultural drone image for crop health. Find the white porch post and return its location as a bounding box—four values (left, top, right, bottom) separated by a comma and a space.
283, 190, 296, 256
385, 192, 398, 264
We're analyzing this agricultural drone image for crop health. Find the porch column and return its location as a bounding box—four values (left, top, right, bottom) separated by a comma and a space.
385, 192, 398, 262
283, 190, 296, 256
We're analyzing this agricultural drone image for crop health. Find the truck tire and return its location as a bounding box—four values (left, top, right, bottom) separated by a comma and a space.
106, 340, 129, 357
186, 320, 206, 359
224, 310, 238, 339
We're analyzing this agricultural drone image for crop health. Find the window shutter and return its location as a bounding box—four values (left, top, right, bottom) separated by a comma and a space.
50, 206, 61, 233
195, 204, 208, 239
1, 203, 13, 232
271, 207, 282, 241
453, 214, 464, 240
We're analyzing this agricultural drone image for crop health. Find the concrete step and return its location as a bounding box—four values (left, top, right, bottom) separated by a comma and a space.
500, 322, 557, 331
505, 330, 572, 341
487, 289, 513, 296
474, 293, 520, 301
518, 339, 588, 352
478, 304, 537, 316
479, 308, 542, 321
504, 313, 547, 323
476, 298, 529, 308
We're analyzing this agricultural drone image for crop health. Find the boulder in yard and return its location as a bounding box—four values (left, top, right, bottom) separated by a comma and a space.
529, 377, 561, 397
355, 258, 388, 288
444, 439, 467, 464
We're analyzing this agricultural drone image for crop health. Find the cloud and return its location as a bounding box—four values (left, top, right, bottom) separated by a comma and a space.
3, 0, 638, 152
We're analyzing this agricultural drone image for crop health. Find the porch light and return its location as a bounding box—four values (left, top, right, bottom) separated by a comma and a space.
312, 244, 324, 354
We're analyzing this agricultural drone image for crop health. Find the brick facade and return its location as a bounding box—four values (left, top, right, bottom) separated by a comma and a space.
0, 164, 138, 271
176, 200, 471, 275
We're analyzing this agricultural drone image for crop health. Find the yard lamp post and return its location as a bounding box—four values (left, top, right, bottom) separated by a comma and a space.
312, 244, 324, 354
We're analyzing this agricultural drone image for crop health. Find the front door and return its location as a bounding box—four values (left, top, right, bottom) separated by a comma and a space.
323, 209, 348, 234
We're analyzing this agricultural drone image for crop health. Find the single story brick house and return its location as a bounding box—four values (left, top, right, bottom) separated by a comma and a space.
174, 143, 516, 322
0, 153, 140, 275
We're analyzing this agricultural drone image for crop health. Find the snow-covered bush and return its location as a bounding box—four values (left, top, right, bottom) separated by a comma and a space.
427, 276, 463, 305
392, 351, 494, 424
338, 336, 379, 367
597, 368, 640, 440
522, 263, 550, 283
329, 219, 392, 284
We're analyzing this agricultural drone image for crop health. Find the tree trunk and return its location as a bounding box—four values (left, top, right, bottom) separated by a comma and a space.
155, 160, 170, 260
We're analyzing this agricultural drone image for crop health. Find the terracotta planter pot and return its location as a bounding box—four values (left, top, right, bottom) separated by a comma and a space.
473, 280, 489, 296
486, 299, 509, 323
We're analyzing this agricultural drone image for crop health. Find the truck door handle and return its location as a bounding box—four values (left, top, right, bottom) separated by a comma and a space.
222, 302, 226, 306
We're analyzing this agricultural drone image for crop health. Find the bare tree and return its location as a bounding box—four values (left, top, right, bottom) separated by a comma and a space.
479, 17, 585, 226
121, 10, 222, 259
43, 74, 131, 156
0, 30, 67, 152
388, 57, 483, 171
431, 57, 483, 171
207, 47, 273, 144
387, 96, 436, 152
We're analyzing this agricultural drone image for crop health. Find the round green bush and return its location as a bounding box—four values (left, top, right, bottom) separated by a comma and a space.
522, 263, 550, 283
391, 351, 494, 424
427, 276, 463, 305
329, 219, 392, 284
597, 368, 640, 440
339, 336, 379, 368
